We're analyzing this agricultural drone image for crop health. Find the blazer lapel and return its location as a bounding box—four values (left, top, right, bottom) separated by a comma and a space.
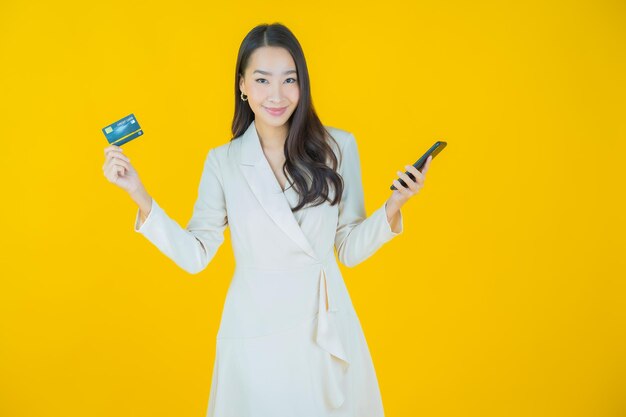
239, 120, 318, 260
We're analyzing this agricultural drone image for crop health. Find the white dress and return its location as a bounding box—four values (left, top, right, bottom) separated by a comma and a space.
134, 120, 404, 416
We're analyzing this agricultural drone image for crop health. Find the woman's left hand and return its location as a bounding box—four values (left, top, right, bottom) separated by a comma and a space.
386, 155, 433, 212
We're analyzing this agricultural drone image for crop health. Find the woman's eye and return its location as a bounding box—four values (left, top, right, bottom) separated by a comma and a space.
254, 78, 298, 84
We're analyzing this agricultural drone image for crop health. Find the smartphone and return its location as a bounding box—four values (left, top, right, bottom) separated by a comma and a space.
390, 141, 447, 190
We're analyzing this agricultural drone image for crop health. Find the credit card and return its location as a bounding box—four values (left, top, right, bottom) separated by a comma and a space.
102, 113, 143, 146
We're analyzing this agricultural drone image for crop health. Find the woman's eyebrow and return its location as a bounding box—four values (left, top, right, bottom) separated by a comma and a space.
253, 69, 297, 75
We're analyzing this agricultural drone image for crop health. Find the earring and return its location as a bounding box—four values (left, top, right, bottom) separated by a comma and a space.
240, 92, 248, 101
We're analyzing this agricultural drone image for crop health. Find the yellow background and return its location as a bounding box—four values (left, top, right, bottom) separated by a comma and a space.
1, 1, 625, 416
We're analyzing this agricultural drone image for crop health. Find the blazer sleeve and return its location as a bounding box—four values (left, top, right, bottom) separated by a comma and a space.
133, 148, 228, 275
334, 132, 403, 267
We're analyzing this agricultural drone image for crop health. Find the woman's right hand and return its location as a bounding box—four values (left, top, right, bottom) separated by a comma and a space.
103, 145, 143, 195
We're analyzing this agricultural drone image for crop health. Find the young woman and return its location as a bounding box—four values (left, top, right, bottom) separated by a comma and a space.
102, 22, 432, 417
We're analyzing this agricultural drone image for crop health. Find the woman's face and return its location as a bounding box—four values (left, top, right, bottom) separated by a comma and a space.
239, 46, 300, 130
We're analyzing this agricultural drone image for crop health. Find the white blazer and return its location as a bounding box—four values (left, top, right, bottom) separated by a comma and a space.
134, 120, 403, 416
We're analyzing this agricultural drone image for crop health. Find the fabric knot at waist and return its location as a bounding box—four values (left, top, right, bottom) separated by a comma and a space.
315, 262, 350, 409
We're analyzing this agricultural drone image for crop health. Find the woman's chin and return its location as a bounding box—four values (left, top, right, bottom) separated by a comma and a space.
259, 114, 292, 126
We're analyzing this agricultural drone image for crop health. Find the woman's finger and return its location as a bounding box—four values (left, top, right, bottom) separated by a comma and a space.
104, 146, 125, 159
111, 159, 130, 172
404, 165, 424, 185
105, 157, 130, 175
106, 150, 130, 163
396, 170, 417, 193
422, 155, 433, 175
392, 179, 411, 197
102, 154, 122, 171
104, 145, 121, 156
104, 160, 129, 180
111, 153, 130, 163
104, 163, 119, 182
398, 169, 422, 193
106, 165, 124, 180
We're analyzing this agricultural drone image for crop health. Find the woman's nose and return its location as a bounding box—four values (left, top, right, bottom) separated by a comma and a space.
268, 85, 287, 102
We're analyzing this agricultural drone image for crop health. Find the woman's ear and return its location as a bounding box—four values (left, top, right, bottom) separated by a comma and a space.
239, 74, 245, 95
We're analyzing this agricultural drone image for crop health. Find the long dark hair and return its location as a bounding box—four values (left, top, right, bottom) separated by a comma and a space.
231, 23, 344, 212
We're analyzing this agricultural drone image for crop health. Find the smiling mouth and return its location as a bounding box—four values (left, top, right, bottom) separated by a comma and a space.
264, 106, 288, 116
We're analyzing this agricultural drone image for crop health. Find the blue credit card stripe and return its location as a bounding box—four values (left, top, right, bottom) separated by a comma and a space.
110, 128, 142, 145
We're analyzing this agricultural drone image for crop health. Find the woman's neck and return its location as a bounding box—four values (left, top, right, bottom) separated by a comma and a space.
255, 121, 289, 151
